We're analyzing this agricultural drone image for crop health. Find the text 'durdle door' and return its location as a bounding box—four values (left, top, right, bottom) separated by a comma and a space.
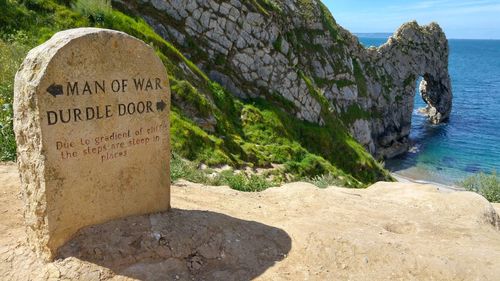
14, 28, 171, 260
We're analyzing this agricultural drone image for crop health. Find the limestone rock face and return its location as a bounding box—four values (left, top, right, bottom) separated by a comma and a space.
356, 22, 453, 157
13, 28, 171, 260
115, 0, 452, 158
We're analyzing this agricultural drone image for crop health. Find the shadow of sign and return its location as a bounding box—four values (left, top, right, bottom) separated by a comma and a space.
57, 209, 291, 280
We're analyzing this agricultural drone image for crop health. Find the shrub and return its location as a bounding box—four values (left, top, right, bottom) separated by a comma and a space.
217, 171, 247, 190
285, 154, 334, 178
170, 155, 275, 192
209, 170, 274, 192
307, 173, 345, 189
170, 153, 209, 183
72, 0, 112, 26
459, 172, 500, 203
0, 35, 31, 161
170, 78, 213, 118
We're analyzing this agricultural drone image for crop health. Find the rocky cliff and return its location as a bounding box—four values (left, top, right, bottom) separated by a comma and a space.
115, 0, 452, 159
1, 0, 452, 185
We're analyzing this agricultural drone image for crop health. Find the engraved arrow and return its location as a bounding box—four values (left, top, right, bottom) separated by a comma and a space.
47, 83, 63, 97
156, 100, 167, 112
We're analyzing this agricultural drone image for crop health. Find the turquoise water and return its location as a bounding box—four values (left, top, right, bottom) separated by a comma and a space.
359, 36, 500, 185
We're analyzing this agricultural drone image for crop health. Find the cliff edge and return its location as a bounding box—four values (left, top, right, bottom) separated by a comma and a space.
114, 0, 452, 159
1, 164, 499, 280
0, 0, 453, 186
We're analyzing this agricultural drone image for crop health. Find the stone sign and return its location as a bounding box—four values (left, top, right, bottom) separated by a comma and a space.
13, 28, 171, 260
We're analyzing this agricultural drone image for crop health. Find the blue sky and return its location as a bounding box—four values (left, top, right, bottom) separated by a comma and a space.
322, 0, 500, 39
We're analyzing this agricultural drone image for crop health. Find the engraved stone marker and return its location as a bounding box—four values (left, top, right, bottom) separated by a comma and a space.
13, 28, 170, 260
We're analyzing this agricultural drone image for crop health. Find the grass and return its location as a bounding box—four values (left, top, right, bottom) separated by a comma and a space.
170, 153, 354, 192
318, 1, 341, 41
340, 104, 372, 125
170, 109, 236, 166
459, 172, 500, 203
212, 171, 275, 192
170, 78, 213, 118
170, 153, 274, 192
170, 153, 209, 183
71, 0, 111, 26
0, 34, 31, 161
0, 0, 90, 161
306, 173, 345, 189
353, 59, 368, 97
244, 99, 390, 186
250, 0, 282, 16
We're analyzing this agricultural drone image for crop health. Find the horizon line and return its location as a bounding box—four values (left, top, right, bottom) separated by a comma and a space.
354, 32, 500, 40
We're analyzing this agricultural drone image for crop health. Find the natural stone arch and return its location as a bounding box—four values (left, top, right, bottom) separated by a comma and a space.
382, 21, 452, 125
352, 21, 453, 158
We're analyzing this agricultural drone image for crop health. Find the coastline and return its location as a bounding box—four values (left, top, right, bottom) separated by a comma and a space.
391, 172, 465, 192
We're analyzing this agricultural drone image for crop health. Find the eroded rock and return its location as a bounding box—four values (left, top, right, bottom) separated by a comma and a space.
13, 28, 171, 261
114, 0, 452, 158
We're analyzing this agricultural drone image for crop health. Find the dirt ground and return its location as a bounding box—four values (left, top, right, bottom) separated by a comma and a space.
1, 162, 499, 281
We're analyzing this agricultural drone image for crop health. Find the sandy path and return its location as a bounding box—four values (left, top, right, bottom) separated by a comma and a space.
1, 163, 499, 280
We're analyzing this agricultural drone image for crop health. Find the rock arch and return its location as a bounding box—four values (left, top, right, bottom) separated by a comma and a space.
354, 21, 453, 158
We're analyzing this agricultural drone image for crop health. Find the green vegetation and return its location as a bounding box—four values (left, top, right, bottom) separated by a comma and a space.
0, 33, 31, 161
404, 74, 416, 88
292, 72, 389, 184
272, 35, 283, 52
306, 173, 345, 189
459, 172, 500, 203
298, 70, 330, 112
71, 0, 111, 26
170, 153, 274, 192
170, 78, 213, 118
297, 0, 316, 21
214, 171, 274, 192
250, 0, 282, 16
318, 1, 341, 41
239, 101, 362, 187
170, 110, 233, 166
353, 59, 368, 97
341, 104, 372, 125
335, 80, 355, 88
170, 153, 210, 184
0, 0, 391, 191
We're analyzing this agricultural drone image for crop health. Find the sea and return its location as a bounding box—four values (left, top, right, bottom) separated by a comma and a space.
357, 33, 500, 185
